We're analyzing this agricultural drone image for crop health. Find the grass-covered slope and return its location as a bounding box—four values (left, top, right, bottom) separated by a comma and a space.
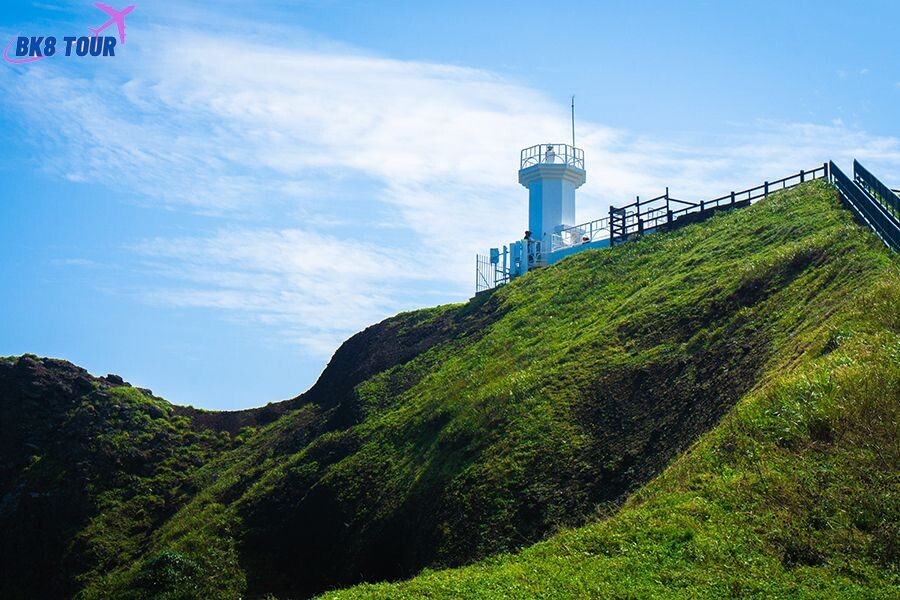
324, 267, 899, 596
315, 182, 899, 598
80, 181, 897, 598
2, 180, 896, 599
0, 357, 230, 599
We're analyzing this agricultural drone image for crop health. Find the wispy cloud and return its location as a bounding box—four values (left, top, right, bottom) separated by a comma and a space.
49, 257, 105, 268
131, 228, 439, 355
3, 16, 900, 358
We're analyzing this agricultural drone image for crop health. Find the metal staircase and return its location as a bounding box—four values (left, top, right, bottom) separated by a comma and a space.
829, 160, 899, 251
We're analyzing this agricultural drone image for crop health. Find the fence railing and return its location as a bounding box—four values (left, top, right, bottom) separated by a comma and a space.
831, 161, 899, 251
525, 239, 546, 267
476, 253, 499, 294
479, 159, 896, 293
475, 238, 546, 293
475, 252, 510, 293
551, 216, 611, 251
854, 159, 900, 222
520, 143, 585, 170
608, 164, 830, 244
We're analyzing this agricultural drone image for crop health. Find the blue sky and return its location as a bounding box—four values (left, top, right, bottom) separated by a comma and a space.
2, 0, 899, 410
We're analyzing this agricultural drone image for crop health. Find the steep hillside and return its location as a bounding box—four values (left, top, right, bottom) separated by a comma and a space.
1, 180, 896, 599
0, 357, 230, 599
323, 242, 899, 597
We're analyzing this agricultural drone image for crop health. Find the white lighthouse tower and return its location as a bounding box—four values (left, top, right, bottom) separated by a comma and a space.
518, 143, 586, 255
474, 140, 588, 294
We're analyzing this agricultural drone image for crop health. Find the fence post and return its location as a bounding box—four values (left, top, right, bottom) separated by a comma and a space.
731, 191, 735, 206
800, 169, 805, 183
764, 181, 769, 198
609, 206, 615, 246
475, 256, 479, 292
664, 188, 672, 228
824, 161, 829, 180
635, 196, 640, 238
502, 246, 508, 283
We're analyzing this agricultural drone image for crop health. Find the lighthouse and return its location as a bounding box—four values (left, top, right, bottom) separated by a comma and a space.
475, 141, 590, 294
518, 143, 586, 254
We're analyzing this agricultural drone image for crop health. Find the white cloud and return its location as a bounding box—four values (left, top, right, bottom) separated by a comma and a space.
3, 20, 900, 359
50, 257, 104, 268
131, 228, 442, 355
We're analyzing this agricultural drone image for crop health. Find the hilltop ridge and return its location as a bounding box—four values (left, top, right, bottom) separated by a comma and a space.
1, 180, 897, 599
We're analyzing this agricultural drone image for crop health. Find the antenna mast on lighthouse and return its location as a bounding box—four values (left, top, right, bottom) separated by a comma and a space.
571, 95, 576, 149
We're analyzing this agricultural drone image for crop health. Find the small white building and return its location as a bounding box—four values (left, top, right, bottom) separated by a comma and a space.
476, 143, 612, 293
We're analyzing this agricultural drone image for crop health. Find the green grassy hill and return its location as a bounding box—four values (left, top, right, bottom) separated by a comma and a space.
1, 180, 896, 599
0, 358, 230, 599
322, 191, 899, 598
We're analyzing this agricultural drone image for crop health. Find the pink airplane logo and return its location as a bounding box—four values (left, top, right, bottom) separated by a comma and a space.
3, 2, 136, 64
89, 3, 135, 44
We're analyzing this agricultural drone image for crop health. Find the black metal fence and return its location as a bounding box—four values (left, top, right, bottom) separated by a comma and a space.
478, 159, 896, 293
609, 163, 830, 245
831, 161, 899, 251
854, 159, 900, 222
